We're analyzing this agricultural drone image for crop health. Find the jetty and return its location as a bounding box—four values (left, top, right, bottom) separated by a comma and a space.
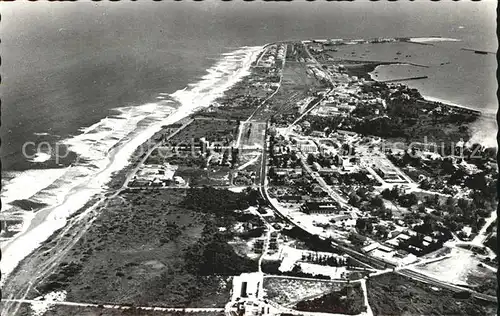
461, 48, 496, 55
340, 59, 429, 68
380, 75, 428, 83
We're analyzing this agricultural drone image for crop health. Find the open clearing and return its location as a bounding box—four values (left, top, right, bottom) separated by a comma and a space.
262, 277, 342, 306
238, 121, 267, 149
410, 246, 496, 290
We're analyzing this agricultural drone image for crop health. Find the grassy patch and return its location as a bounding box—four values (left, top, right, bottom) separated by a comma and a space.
167, 118, 238, 145
33, 188, 259, 308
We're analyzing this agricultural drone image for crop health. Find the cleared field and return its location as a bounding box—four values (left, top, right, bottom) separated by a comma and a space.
262, 277, 342, 306
175, 165, 232, 187
411, 247, 496, 296
168, 118, 238, 145
281, 63, 318, 89
238, 121, 267, 149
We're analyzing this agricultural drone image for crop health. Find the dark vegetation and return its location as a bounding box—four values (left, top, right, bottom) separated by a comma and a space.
32, 304, 225, 316
165, 118, 238, 146
9, 199, 48, 211
182, 186, 260, 213
305, 81, 480, 145
261, 260, 330, 280
367, 273, 497, 316
34, 188, 261, 308
281, 227, 342, 254
294, 284, 366, 315
485, 234, 497, 254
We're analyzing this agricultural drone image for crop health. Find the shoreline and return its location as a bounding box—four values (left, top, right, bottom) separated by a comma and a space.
367, 65, 497, 148
368, 65, 495, 115
0, 45, 264, 284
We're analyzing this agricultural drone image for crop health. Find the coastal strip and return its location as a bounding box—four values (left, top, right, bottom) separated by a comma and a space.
0, 45, 265, 284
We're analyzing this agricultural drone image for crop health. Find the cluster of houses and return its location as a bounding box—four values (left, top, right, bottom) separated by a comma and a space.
259, 44, 286, 68
373, 162, 405, 182
313, 86, 387, 117
301, 201, 341, 215
359, 229, 443, 266
129, 163, 186, 187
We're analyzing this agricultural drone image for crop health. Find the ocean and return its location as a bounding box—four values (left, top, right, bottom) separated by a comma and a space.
0, 0, 497, 279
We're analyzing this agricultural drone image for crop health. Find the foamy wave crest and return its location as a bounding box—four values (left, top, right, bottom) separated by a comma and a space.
1, 45, 264, 282
1, 168, 69, 212
409, 37, 461, 43
467, 116, 498, 148
170, 46, 263, 114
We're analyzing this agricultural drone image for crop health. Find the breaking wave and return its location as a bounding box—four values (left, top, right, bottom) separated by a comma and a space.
0, 45, 263, 282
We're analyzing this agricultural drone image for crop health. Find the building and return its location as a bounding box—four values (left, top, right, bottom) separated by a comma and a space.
232, 272, 264, 301
362, 242, 380, 253
330, 214, 352, 223
274, 168, 302, 177
310, 131, 325, 138
278, 195, 304, 203
337, 104, 356, 113
374, 165, 400, 180
131, 180, 151, 187
301, 201, 340, 214
318, 168, 338, 176
296, 139, 318, 154
173, 176, 185, 185
336, 129, 358, 137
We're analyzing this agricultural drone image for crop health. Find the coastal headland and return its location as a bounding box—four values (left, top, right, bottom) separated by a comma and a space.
1, 37, 497, 316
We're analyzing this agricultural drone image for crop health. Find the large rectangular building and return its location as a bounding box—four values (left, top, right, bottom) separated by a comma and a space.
301, 201, 340, 214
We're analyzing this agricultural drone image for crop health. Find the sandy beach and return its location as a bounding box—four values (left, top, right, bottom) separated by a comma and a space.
0, 45, 264, 284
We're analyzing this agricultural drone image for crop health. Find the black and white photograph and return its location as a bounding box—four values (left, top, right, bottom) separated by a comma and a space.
0, 1, 498, 315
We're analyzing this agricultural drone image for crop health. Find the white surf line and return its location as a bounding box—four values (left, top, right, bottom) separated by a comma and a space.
1, 47, 265, 292
2, 299, 224, 312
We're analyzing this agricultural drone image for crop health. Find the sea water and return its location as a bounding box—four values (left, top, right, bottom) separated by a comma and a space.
0, 0, 497, 281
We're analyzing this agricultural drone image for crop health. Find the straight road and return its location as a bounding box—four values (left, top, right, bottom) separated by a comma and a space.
2, 299, 224, 313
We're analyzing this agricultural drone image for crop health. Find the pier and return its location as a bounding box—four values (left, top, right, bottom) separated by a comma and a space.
380, 75, 428, 83
341, 59, 429, 68
461, 48, 496, 55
